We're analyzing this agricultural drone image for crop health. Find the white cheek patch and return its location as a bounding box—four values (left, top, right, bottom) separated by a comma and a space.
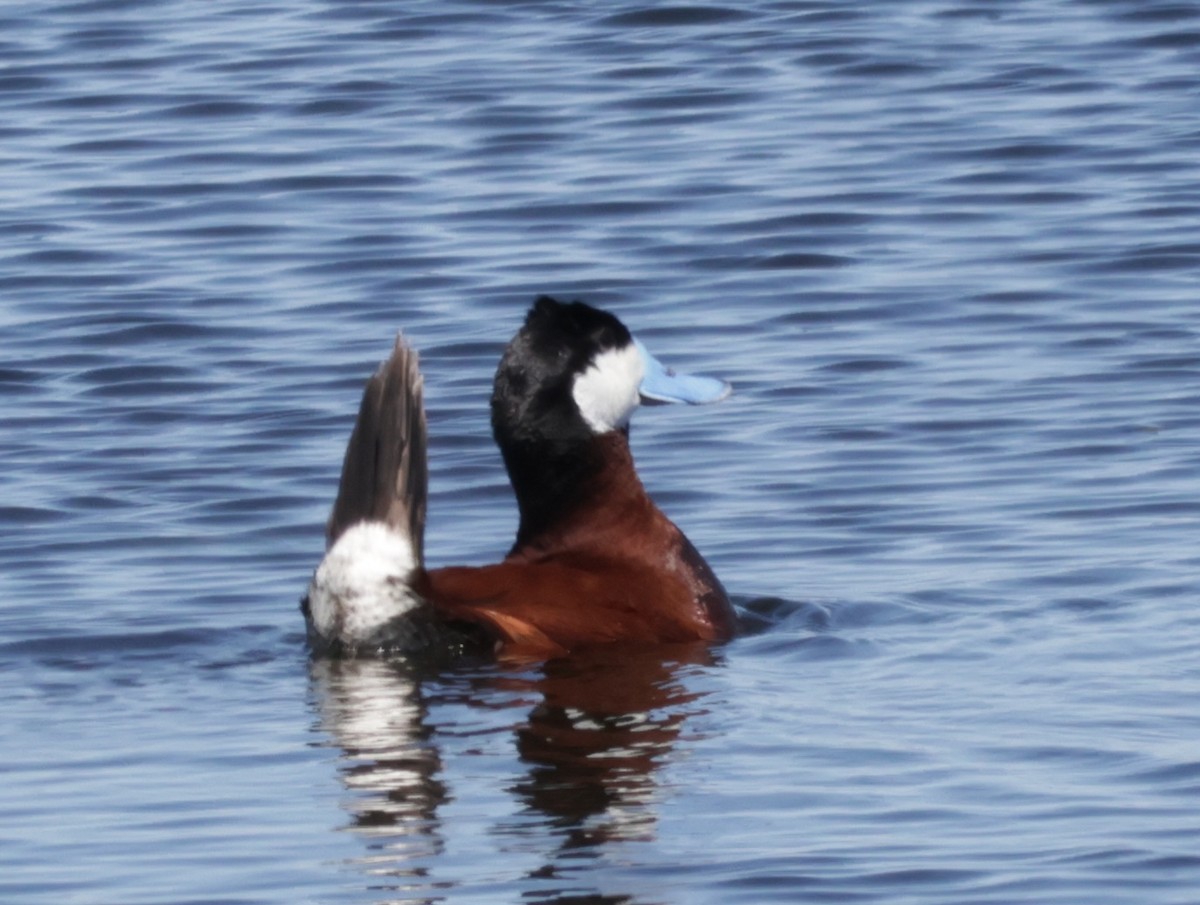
572, 343, 644, 434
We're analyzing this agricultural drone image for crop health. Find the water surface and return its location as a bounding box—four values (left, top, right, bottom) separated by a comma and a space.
4, 1, 1200, 903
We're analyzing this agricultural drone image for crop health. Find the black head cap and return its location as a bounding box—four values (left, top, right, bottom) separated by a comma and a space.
491, 295, 633, 449
491, 296, 637, 544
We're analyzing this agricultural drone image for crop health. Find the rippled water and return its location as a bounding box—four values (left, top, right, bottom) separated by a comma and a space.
4, 1, 1200, 902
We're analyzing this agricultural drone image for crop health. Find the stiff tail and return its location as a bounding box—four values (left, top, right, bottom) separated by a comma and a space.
306, 336, 429, 652
326, 335, 428, 562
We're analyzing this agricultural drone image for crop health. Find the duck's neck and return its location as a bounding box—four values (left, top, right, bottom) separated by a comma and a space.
502, 429, 647, 552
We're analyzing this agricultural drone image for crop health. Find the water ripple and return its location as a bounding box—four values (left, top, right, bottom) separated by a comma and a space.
3, 0, 1200, 902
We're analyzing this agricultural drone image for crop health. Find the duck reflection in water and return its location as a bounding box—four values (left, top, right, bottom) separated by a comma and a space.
507, 644, 715, 849
309, 658, 448, 879
309, 643, 719, 904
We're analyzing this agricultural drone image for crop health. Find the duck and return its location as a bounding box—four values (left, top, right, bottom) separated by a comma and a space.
303, 295, 738, 660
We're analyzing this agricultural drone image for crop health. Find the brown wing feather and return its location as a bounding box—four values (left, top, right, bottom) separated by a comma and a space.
422, 555, 716, 657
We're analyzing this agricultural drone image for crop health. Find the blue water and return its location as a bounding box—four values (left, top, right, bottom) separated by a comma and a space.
4, 1, 1200, 902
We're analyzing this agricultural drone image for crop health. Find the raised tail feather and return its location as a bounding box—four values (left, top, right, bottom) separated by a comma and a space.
305, 336, 430, 653
326, 335, 428, 564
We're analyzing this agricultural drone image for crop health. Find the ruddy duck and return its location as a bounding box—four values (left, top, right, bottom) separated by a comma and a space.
304, 296, 737, 659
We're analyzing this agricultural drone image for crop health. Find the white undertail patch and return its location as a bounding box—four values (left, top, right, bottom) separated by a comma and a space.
307, 521, 422, 647
571, 342, 644, 434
